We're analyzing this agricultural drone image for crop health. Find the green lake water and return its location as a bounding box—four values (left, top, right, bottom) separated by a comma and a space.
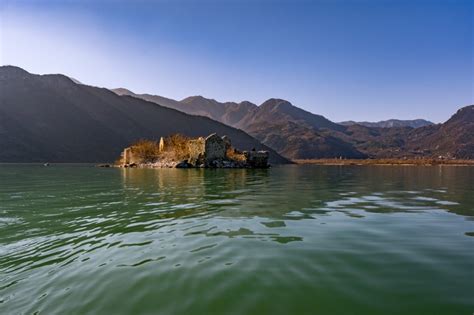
0, 165, 473, 314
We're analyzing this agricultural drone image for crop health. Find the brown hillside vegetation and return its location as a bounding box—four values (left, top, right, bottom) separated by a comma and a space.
295, 158, 474, 166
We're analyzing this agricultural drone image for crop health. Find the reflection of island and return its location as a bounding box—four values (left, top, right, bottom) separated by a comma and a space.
120, 165, 473, 219
118, 165, 473, 245
119, 166, 308, 244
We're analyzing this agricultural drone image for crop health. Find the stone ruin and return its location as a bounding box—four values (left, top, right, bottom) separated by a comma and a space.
122, 147, 139, 165
185, 134, 227, 166
244, 151, 271, 168
120, 133, 269, 168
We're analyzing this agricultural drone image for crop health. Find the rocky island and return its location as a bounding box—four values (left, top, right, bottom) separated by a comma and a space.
119, 133, 269, 168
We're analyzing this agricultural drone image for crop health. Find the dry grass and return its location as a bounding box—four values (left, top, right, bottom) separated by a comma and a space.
130, 139, 161, 163
161, 134, 190, 160
129, 134, 191, 163
294, 158, 474, 166
128, 134, 255, 165
226, 148, 246, 162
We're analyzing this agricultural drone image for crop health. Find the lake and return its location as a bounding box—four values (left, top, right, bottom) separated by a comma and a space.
0, 165, 473, 314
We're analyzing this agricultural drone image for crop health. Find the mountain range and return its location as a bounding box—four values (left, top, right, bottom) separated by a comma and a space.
113, 88, 473, 160
339, 119, 434, 128
0, 66, 472, 163
0, 66, 288, 163
113, 89, 365, 159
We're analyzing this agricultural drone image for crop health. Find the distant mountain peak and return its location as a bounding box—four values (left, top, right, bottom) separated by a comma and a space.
454, 104, 473, 115
447, 104, 474, 123
0, 65, 30, 79
258, 99, 299, 117
239, 101, 257, 107
181, 95, 215, 103
0, 65, 29, 73
0, 66, 81, 87
112, 88, 135, 95
260, 98, 292, 108
340, 119, 434, 129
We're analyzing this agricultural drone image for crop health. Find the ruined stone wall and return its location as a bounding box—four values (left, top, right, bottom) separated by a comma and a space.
120, 133, 269, 168
204, 134, 226, 162
244, 151, 269, 168
122, 147, 140, 165
187, 137, 206, 165
222, 135, 231, 151
159, 137, 166, 152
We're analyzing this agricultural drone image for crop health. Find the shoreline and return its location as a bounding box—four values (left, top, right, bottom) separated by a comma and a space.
1, 159, 473, 167
293, 158, 474, 166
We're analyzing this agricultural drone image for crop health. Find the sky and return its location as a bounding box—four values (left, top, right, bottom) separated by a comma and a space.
0, 0, 472, 123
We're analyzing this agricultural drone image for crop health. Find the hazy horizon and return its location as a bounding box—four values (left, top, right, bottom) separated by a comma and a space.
1, 0, 472, 123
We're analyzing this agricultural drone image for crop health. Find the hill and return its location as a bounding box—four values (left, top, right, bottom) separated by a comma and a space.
405, 105, 474, 158
340, 119, 434, 128
112, 90, 361, 159
112, 88, 473, 160
112, 89, 258, 127
0, 66, 289, 163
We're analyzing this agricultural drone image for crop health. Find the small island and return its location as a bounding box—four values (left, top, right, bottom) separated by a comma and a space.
118, 133, 269, 168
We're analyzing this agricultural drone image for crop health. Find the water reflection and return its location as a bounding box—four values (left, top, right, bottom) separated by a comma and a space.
115, 165, 474, 247
1, 165, 473, 315
120, 165, 474, 220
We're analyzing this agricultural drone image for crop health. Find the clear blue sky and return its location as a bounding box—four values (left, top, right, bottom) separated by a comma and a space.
1, 0, 472, 122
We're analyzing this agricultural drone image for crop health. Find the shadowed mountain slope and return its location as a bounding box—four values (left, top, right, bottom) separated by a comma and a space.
0, 66, 288, 163
112, 89, 258, 127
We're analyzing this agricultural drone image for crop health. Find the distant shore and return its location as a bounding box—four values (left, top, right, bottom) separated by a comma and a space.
293, 158, 474, 166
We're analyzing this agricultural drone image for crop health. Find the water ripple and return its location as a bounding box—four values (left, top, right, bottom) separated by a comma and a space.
0, 165, 473, 314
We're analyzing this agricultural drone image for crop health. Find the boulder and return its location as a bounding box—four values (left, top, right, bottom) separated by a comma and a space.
175, 160, 193, 168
